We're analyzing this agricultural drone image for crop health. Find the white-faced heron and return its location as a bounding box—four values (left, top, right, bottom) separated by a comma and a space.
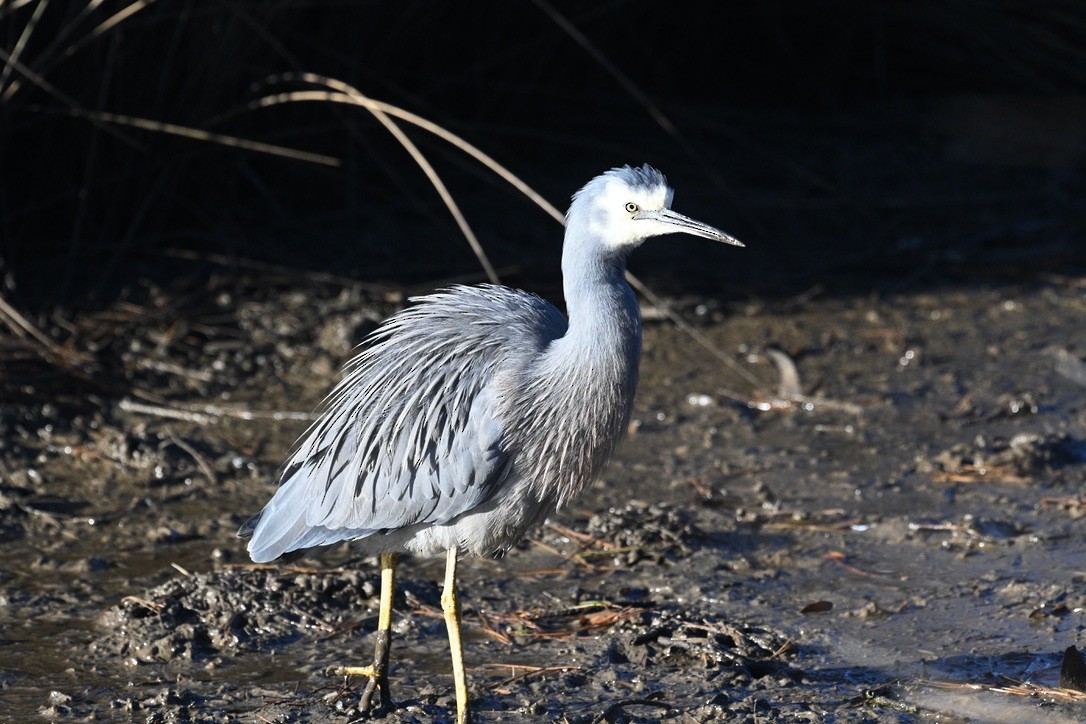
240, 164, 743, 722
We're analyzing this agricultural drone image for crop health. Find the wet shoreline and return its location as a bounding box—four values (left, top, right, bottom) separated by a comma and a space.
3, 273, 1085, 721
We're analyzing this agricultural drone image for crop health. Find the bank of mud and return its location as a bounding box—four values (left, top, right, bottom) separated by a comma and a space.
2, 271, 1085, 721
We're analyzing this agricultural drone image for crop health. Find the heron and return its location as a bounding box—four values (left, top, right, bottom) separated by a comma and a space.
240, 164, 743, 722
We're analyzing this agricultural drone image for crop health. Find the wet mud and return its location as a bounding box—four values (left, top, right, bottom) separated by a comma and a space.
2, 271, 1085, 721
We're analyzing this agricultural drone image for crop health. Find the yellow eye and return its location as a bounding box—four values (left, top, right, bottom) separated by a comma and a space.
625, 202, 638, 213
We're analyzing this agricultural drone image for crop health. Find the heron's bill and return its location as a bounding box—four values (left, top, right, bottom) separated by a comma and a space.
640, 208, 744, 247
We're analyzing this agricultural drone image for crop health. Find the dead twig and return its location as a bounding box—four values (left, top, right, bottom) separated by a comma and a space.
0, 292, 91, 367
476, 663, 580, 692
170, 562, 193, 577
135, 358, 214, 383
163, 427, 217, 484
924, 678, 1086, 703
825, 550, 886, 578
475, 609, 512, 645
930, 465, 1031, 485
118, 397, 315, 424
0, 0, 46, 95
121, 595, 164, 614
760, 510, 867, 532
527, 536, 599, 571
545, 521, 622, 552
68, 108, 340, 167
503, 601, 641, 642
590, 690, 669, 723
1041, 495, 1086, 512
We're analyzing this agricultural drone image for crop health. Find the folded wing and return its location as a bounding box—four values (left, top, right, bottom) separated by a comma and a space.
244, 285, 565, 562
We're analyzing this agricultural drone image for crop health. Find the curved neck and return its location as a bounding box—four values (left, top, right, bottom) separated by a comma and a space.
558, 220, 641, 357
520, 217, 645, 510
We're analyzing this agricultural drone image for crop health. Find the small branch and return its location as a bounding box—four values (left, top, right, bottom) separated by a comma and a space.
163, 426, 217, 484
118, 397, 316, 424
0, 292, 90, 367
477, 663, 580, 690
591, 691, 669, 723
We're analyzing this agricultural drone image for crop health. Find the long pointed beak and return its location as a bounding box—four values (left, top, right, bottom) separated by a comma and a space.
639, 208, 745, 247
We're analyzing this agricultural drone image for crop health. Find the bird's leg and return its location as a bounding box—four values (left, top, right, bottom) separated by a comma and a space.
337, 552, 397, 713
441, 546, 472, 724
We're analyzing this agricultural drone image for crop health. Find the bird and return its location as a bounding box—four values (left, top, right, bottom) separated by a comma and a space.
239, 164, 743, 723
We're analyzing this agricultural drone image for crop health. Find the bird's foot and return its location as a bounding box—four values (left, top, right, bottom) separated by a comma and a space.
333, 665, 394, 716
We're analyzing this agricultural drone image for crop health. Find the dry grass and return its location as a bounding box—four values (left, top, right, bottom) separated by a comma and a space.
925, 679, 1086, 704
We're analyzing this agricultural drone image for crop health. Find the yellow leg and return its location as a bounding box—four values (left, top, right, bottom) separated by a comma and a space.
337, 552, 397, 712
441, 546, 472, 724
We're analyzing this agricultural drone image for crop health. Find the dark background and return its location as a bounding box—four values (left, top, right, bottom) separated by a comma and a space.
1, 0, 1084, 310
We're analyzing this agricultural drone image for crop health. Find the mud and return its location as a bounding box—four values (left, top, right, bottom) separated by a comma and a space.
2, 270, 1086, 722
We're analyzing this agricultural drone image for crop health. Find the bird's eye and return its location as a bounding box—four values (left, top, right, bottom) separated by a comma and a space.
625, 202, 638, 213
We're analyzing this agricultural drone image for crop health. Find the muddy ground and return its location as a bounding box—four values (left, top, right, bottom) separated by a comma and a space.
2, 265, 1086, 722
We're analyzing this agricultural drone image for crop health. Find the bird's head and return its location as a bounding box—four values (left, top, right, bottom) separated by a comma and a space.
567, 164, 744, 252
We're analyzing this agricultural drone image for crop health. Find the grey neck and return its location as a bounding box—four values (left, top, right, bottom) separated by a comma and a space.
556, 223, 642, 366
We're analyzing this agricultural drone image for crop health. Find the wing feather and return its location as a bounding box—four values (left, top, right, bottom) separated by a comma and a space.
244, 285, 565, 563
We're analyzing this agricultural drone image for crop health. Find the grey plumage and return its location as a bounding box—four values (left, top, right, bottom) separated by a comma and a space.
242, 164, 743, 564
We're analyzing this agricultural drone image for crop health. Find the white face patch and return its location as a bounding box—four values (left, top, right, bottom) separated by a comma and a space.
581, 177, 675, 250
